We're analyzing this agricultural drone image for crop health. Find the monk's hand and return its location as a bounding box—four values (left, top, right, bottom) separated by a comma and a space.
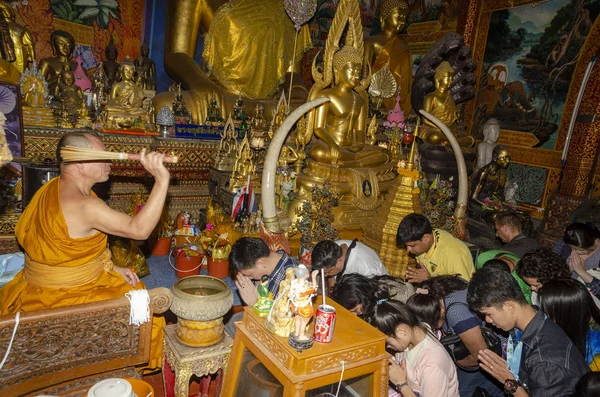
114, 266, 140, 287
478, 349, 514, 384
139, 148, 170, 184
405, 263, 430, 284
235, 273, 258, 306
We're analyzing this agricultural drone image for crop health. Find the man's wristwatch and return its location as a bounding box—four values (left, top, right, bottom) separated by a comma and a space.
504, 379, 523, 395
391, 381, 409, 393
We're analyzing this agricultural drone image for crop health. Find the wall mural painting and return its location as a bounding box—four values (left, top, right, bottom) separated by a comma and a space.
405, 0, 459, 31
472, 0, 599, 148
13, 0, 145, 72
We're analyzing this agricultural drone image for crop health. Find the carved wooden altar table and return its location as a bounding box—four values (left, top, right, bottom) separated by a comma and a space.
221, 298, 389, 397
162, 324, 233, 397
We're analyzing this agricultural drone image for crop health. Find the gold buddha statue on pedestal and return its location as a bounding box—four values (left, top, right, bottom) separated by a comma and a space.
364, 0, 412, 113
20, 62, 55, 127
229, 134, 259, 192
105, 59, 149, 129
290, 0, 396, 229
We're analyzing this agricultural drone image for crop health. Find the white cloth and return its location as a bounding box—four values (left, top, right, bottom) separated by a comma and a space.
335, 240, 388, 279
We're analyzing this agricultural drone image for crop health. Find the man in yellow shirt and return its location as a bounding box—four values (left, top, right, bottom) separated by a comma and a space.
397, 213, 475, 283
0, 131, 169, 369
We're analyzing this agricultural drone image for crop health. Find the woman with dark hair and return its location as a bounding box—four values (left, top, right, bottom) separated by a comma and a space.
406, 292, 443, 338
330, 273, 414, 317
555, 223, 600, 272
421, 275, 505, 397
366, 283, 458, 397
538, 279, 600, 369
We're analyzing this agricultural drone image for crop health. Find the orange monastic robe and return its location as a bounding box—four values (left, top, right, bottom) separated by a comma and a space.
0, 177, 165, 369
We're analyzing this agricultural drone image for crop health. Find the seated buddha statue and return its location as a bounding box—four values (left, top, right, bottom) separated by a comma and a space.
20, 62, 55, 127
106, 59, 148, 127
364, 0, 412, 113
469, 145, 511, 223
420, 61, 474, 148
159, 0, 312, 124
55, 66, 83, 117
470, 145, 510, 204
309, 46, 389, 168
39, 30, 79, 95
290, 0, 395, 230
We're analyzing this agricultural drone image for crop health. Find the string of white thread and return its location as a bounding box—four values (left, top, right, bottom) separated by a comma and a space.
0, 312, 19, 370
125, 290, 150, 326
335, 360, 345, 397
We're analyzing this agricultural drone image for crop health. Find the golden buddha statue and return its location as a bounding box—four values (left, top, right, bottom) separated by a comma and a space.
290, 0, 396, 230
0, 2, 34, 74
364, 0, 412, 113
105, 59, 148, 128
229, 134, 259, 191
39, 30, 78, 95
421, 61, 474, 147
55, 66, 83, 116
214, 116, 239, 171
158, 0, 312, 124
20, 62, 55, 127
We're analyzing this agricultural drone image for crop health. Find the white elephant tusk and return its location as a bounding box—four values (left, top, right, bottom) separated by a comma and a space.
261, 97, 331, 233
419, 109, 468, 220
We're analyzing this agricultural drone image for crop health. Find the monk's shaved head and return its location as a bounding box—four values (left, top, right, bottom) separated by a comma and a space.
56, 131, 101, 167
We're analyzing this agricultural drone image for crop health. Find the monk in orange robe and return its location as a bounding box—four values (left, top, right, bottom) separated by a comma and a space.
0, 131, 170, 370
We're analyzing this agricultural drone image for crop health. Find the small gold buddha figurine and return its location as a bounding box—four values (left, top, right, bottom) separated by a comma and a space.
106, 58, 148, 128
102, 38, 120, 89
0, 2, 34, 74
421, 61, 474, 147
229, 134, 258, 191
470, 145, 510, 204
39, 30, 78, 95
214, 116, 239, 170
269, 92, 288, 139
55, 66, 83, 117
364, 0, 412, 113
134, 42, 156, 91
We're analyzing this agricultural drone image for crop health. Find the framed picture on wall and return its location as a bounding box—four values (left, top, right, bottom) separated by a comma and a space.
0, 82, 23, 167
0, 81, 23, 224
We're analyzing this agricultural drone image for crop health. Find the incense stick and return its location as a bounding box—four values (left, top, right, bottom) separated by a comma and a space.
60, 146, 178, 164
321, 268, 326, 306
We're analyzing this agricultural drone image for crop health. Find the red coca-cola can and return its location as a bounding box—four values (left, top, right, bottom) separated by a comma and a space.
313, 304, 336, 343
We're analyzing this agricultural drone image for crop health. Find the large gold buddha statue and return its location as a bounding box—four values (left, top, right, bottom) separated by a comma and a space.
0, 2, 34, 74
160, 0, 312, 123
291, 0, 395, 229
39, 30, 78, 95
364, 0, 412, 113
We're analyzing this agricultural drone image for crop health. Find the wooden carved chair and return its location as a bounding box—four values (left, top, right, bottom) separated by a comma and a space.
0, 287, 171, 397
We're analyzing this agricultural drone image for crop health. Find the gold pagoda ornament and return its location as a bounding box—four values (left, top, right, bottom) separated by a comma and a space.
362, 121, 423, 278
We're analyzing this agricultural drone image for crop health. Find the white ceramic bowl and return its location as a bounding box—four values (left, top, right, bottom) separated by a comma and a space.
87, 378, 138, 397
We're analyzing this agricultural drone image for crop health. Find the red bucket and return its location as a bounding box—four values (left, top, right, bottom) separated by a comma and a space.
151, 237, 172, 256
170, 250, 203, 278
207, 257, 229, 279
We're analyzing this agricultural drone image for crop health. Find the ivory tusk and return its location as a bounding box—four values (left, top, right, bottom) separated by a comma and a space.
261, 97, 331, 233
419, 109, 468, 220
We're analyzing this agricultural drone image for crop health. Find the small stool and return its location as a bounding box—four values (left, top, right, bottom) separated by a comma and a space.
162, 324, 233, 397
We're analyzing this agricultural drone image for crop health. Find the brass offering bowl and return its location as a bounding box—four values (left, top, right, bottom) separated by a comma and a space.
171, 276, 234, 347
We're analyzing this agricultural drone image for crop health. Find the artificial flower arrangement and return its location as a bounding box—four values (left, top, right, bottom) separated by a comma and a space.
481, 196, 515, 212
197, 223, 232, 260
295, 182, 339, 250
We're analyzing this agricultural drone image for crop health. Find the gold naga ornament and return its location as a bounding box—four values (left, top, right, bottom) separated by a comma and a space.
288, 0, 396, 231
